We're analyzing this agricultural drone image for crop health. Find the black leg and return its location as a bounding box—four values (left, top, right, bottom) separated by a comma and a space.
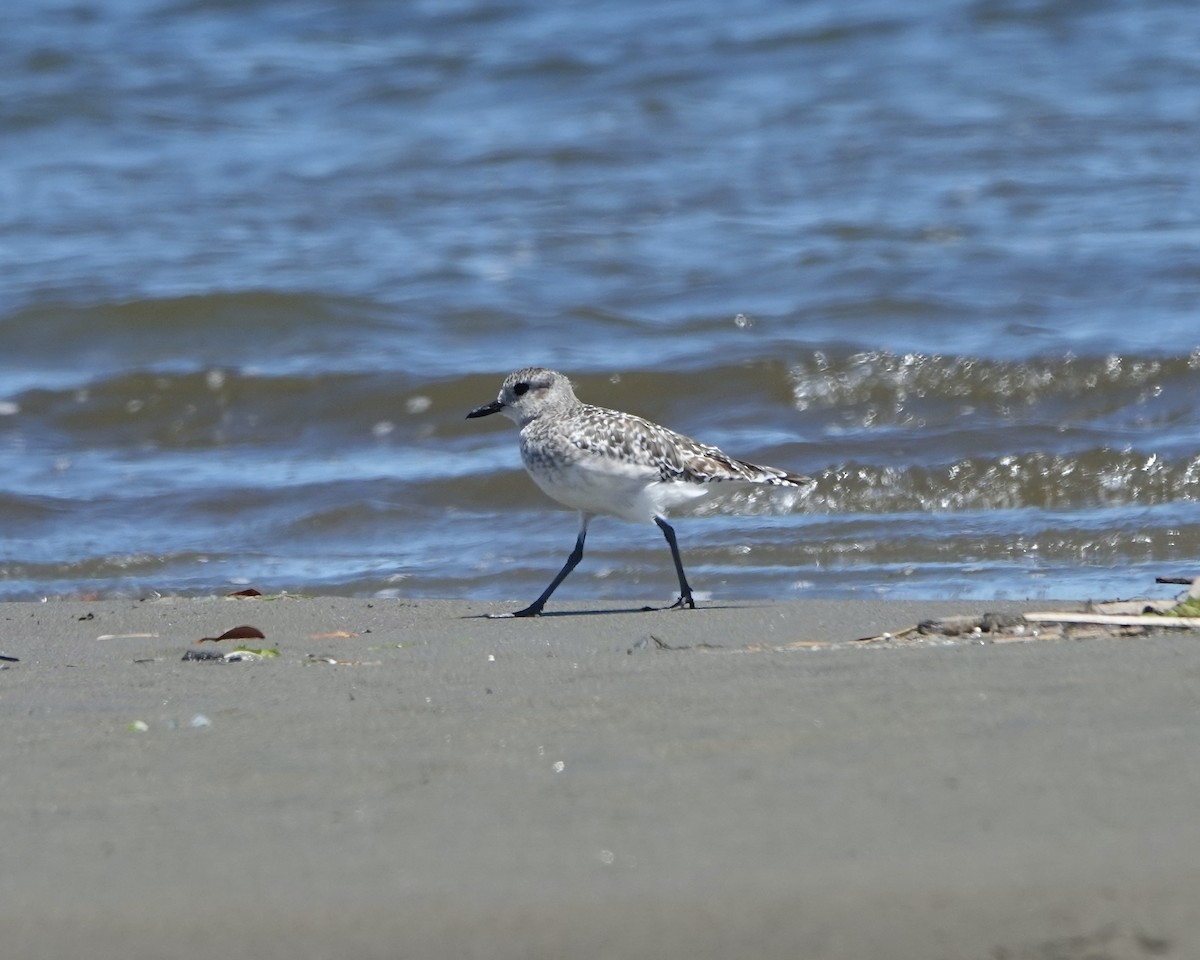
497, 515, 590, 618
654, 516, 695, 610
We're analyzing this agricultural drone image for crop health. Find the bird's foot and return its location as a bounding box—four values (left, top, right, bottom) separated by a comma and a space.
667, 593, 696, 610
487, 603, 543, 619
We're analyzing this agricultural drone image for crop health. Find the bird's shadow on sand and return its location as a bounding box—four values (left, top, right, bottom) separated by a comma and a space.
463, 602, 756, 620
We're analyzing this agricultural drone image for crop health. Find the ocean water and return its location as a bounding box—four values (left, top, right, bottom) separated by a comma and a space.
2, 0, 1198, 604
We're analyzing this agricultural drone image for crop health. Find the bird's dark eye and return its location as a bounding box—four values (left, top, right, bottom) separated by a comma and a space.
513, 382, 530, 396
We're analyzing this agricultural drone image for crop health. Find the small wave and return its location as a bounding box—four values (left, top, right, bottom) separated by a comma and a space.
790, 348, 1200, 417
788, 349, 1200, 467
806, 450, 1200, 514
0, 292, 396, 390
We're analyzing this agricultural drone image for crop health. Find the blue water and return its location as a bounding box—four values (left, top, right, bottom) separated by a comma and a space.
1, 0, 1198, 604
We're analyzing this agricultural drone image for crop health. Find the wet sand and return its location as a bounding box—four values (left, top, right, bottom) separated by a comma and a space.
3, 596, 1198, 959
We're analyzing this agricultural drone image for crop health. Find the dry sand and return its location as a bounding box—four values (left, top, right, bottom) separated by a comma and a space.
3, 596, 1198, 960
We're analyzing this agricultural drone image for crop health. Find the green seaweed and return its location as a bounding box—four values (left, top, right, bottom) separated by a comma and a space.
1164, 596, 1200, 618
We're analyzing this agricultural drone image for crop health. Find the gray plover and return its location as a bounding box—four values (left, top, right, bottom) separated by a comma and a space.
467, 367, 813, 617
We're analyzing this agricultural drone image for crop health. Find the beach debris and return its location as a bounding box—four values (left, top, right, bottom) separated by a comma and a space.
852, 614, 1049, 645
97, 632, 160, 640
0, 654, 18, 663
1156, 575, 1200, 593
771, 640, 833, 651
627, 634, 724, 653
309, 630, 357, 640
223, 589, 310, 601
196, 624, 266, 643
1163, 594, 1200, 618
182, 649, 225, 662
306, 653, 381, 666
1023, 612, 1200, 630
1023, 582, 1200, 635
231, 645, 279, 658
920, 612, 1026, 638
223, 646, 279, 661
129, 716, 213, 731
851, 590, 1200, 646
182, 646, 275, 662
78, 612, 94, 621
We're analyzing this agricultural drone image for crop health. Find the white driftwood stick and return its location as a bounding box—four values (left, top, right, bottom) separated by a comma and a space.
1023, 613, 1200, 629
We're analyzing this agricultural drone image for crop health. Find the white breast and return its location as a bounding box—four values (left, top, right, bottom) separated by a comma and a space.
522, 446, 711, 523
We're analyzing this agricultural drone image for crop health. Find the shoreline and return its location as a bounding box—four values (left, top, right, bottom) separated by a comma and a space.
4, 596, 1198, 959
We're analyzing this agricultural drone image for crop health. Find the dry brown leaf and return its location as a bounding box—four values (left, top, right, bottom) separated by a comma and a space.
197, 624, 267, 643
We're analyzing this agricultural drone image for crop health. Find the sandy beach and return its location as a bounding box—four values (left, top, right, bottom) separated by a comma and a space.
3, 595, 1198, 960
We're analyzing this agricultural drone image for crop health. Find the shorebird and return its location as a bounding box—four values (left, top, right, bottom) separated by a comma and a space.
467, 367, 813, 617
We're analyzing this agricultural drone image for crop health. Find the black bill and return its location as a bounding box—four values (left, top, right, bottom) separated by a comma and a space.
466, 399, 504, 419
